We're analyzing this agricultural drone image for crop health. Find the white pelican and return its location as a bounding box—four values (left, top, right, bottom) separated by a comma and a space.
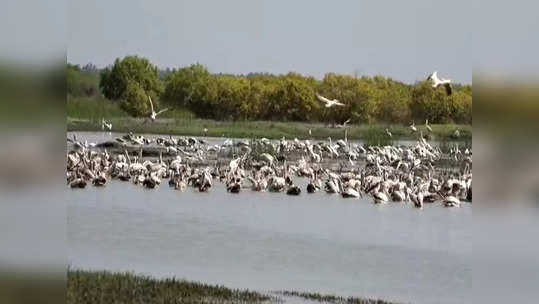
443, 195, 461, 207
385, 128, 392, 138
342, 186, 361, 198
410, 192, 424, 209
147, 95, 169, 121
425, 119, 433, 132
316, 94, 345, 108
229, 157, 241, 172
373, 190, 389, 204
427, 71, 452, 95
259, 153, 274, 167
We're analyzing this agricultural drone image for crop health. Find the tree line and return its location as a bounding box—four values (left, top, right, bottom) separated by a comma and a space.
67, 56, 472, 124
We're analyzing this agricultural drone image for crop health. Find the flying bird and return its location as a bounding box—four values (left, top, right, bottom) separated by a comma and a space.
148, 95, 169, 121
427, 71, 452, 95
316, 94, 345, 108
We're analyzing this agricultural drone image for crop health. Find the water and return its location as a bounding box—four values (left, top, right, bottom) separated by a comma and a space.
68, 178, 472, 304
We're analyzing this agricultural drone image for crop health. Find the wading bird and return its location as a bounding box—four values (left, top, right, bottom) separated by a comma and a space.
427, 71, 452, 95
425, 119, 433, 132
101, 118, 112, 131
316, 94, 345, 108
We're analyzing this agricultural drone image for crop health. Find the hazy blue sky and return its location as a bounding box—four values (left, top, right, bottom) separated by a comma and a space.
68, 0, 472, 83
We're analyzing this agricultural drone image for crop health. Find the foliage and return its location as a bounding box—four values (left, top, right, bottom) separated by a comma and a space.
162, 63, 210, 107
66, 97, 472, 142
67, 63, 99, 97
68, 269, 272, 304
67, 269, 399, 304
67, 56, 472, 124
162, 63, 471, 124
121, 80, 151, 117
67, 95, 127, 122
99, 56, 162, 116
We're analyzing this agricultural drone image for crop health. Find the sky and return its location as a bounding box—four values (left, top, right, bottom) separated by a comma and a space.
66, 0, 475, 83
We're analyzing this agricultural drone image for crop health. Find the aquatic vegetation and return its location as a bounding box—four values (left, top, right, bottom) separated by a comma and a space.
67, 269, 273, 304
67, 269, 402, 304
278, 290, 401, 304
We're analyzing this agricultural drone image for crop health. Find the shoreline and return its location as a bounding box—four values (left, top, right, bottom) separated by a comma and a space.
67, 117, 471, 143
67, 269, 401, 304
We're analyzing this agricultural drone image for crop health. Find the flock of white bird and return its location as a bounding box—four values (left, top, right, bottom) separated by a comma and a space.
67, 137, 471, 209
69, 71, 469, 208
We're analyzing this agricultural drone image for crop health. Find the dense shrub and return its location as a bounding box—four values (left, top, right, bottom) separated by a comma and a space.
99, 56, 162, 116
69, 57, 472, 124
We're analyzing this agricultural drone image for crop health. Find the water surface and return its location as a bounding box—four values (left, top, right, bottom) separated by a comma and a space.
68, 177, 472, 304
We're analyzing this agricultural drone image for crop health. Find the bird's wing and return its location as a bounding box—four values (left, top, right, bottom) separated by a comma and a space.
444, 83, 452, 95
148, 95, 154, 113
316, 94, 331, 104
343, 118, 351, 125
156, 108, 169, 115
429, 71, 438, 81
335, 101, 345, 106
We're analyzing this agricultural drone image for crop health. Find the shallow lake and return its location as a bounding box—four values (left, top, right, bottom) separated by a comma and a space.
68, 175, 472, 304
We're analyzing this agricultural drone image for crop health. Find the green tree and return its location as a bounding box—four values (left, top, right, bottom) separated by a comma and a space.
120, 80, 151, 116
99, 56, 161, 116
67, 63, 99, 97
163, 63, 210, 108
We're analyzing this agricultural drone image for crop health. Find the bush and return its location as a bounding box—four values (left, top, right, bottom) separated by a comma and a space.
99, 56, 162, 116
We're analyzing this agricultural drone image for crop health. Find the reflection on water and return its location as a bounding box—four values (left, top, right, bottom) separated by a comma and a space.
68, 177, 472, 304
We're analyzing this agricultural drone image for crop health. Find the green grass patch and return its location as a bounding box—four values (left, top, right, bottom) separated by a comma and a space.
67, 269, 273, 304
67, 269, 402, 304
67, 95, 127, 122
278, 290, 401, 304
67, 96, 471, 141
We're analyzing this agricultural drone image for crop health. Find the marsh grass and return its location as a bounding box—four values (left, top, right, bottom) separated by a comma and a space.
363, 127, 393, 146
67, 269, 273, 304
67, 95, 127, 122
67, 269, 403, 304
278, 291, 401, 304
